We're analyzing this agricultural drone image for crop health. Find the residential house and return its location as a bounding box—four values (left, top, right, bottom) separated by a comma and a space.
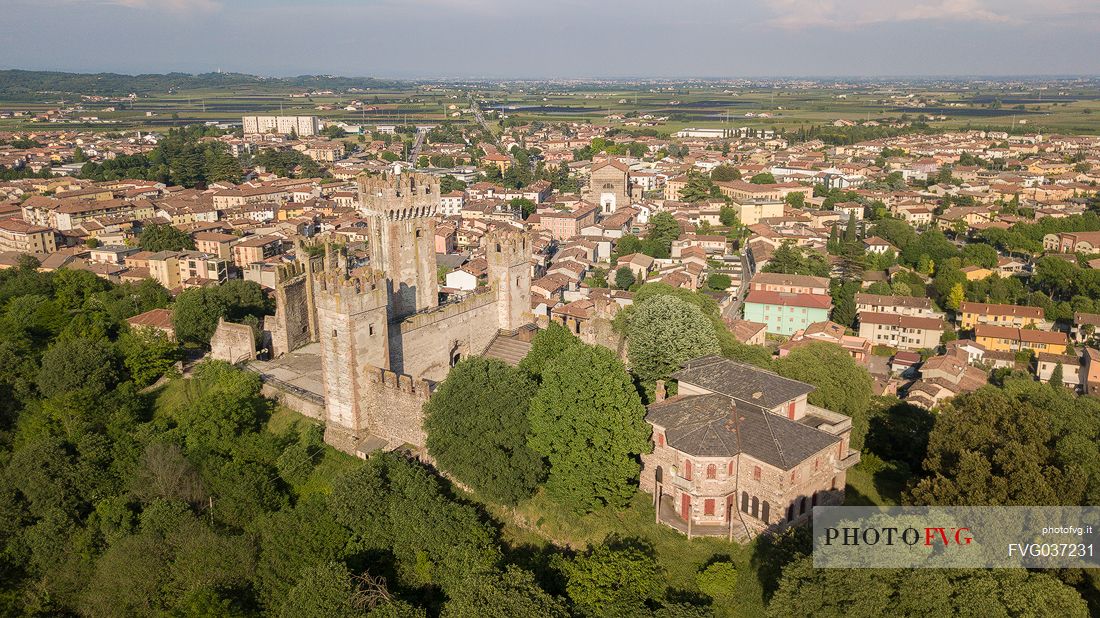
974, 324, 1069, 355
959, 301, 1043, 330
855, 293, 943, 318
640, 356, 858, 539
857, 312, 946, 351
742, 273, 832, 336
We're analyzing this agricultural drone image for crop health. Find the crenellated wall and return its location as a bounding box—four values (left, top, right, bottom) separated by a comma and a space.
359, 170, 440, 317
268, 255, 322, 357
392, 290, 499, 381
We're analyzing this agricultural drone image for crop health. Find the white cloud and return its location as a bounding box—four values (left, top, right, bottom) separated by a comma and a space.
109, 0, 222, 11
762, 0, 1097, 30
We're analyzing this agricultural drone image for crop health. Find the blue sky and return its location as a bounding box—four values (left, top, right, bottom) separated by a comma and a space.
2, 0, 1099, 78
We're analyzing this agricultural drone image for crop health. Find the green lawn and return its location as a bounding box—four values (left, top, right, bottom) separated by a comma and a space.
843, 456, 905, 507
465, 489, 767, 618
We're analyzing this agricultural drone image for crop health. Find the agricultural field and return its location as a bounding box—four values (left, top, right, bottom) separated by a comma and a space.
3, 72, 1100, 136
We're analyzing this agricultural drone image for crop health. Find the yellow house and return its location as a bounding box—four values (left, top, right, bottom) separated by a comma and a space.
974, 324, 1068, 355
959, 301, 1043, 330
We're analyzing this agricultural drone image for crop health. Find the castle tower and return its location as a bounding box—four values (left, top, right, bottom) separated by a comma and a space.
267, 245, 323, 357
486, 228, 533, 333
313, 259, 391, 445
358, 170, 440, 319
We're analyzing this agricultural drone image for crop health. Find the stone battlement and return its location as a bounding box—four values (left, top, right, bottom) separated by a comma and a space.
315, 267, 389, 315
485, 227, 529, 260
366, 365, 433, 400
358, 170, 440, 218
396, 288, 496, 333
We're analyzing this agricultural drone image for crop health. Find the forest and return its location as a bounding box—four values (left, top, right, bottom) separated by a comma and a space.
0, 260, 1094, 616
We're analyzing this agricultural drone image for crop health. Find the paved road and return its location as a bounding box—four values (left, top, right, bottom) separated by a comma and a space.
407, 127, 428, 163
721, 252, 752, 320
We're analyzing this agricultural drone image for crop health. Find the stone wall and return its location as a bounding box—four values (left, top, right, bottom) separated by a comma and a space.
269, 260, 320, 356
640, 428, 846, 537
260, 383, 325, 420
392, 291, 499, 381
360, 367, 432, 448
210, 319, 256, 364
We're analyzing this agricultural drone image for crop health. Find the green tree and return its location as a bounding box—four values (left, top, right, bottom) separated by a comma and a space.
118, 329, 181, 388
614, 265, 636, 290
172, 281, 270, 347
559, 537, 663, 616
749, 172, 776, 184
139, 224, 195, 252
945, 282, 966, 312
830, 281, 859, 328
37, 336, 120, 397
328, 453, 501, 591
710, 165, 741, 182
442, 566, 569, 618
679, 173, 716, 203
643, 212, 682, 259
527, 344, 651, 512
706, 273, 731, 291
586, 267, 608, 288
907, 384, 1100, 506
719, 205, 738, 227
1049, 363, 1064, 389
281, 562, 359, 618
510, 197, 536, 219
697, 561, 738, 604
518, 322, 582, 380
627, 295, 720, 384
767, 557, 1088, 617
424, 358, 543, 505
775, 343, 873, 448
762, 243, 830, 278
785, 191, 805, 208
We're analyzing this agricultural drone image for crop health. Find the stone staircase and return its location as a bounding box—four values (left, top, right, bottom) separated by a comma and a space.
483, 332, 533, 366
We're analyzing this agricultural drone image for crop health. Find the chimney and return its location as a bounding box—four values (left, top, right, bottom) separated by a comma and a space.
655, 380, 667, 402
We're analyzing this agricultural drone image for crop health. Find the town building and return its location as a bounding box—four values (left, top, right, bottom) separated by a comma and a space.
857, 312, 946, 351
742, 273, 832, 336
640, 356, 859, 539
242, 115, 320, 137
958, 301, 1043, 330
974, 324, 1069, 355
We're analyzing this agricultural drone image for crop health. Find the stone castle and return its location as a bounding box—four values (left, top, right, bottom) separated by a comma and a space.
260, 170, 534, 456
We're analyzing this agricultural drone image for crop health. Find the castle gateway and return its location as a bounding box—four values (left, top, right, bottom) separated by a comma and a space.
256, 170, 534, 457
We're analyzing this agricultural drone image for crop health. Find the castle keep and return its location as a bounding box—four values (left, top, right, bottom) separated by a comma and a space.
259, 170, 533, 456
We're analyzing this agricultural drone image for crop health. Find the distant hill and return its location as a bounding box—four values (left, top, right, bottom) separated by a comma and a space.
0, 69, 409, 98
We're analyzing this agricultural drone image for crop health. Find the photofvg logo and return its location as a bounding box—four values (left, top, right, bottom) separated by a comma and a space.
812, 506, 1100, 569
824, 525, 973, 548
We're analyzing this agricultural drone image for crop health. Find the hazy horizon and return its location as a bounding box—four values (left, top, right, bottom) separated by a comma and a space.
3, 0, 1099, 79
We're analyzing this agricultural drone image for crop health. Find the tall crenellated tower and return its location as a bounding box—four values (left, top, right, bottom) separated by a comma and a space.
313, 246, 391, 445
358, 169, 440, 319
486, 227, 533, 333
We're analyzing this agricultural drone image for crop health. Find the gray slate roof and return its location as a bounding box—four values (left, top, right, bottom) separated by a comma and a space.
646, 393, 839, 470
672, 356, 815, 409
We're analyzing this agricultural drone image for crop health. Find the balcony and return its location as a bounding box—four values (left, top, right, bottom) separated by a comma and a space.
839, 450, 861, 470
800, 404, 852, 435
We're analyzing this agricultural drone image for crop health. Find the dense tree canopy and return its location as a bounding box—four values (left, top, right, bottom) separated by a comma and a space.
762, 243, 830, 278
172, 280, 271, 346
138, 223, 196, 252
527, 344, 651, 512
424, 358, 543, 505
626, 295, 720, 384
907, 381, 1100, 507
774, 343, 874, 448
769, 557, 1088, 617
